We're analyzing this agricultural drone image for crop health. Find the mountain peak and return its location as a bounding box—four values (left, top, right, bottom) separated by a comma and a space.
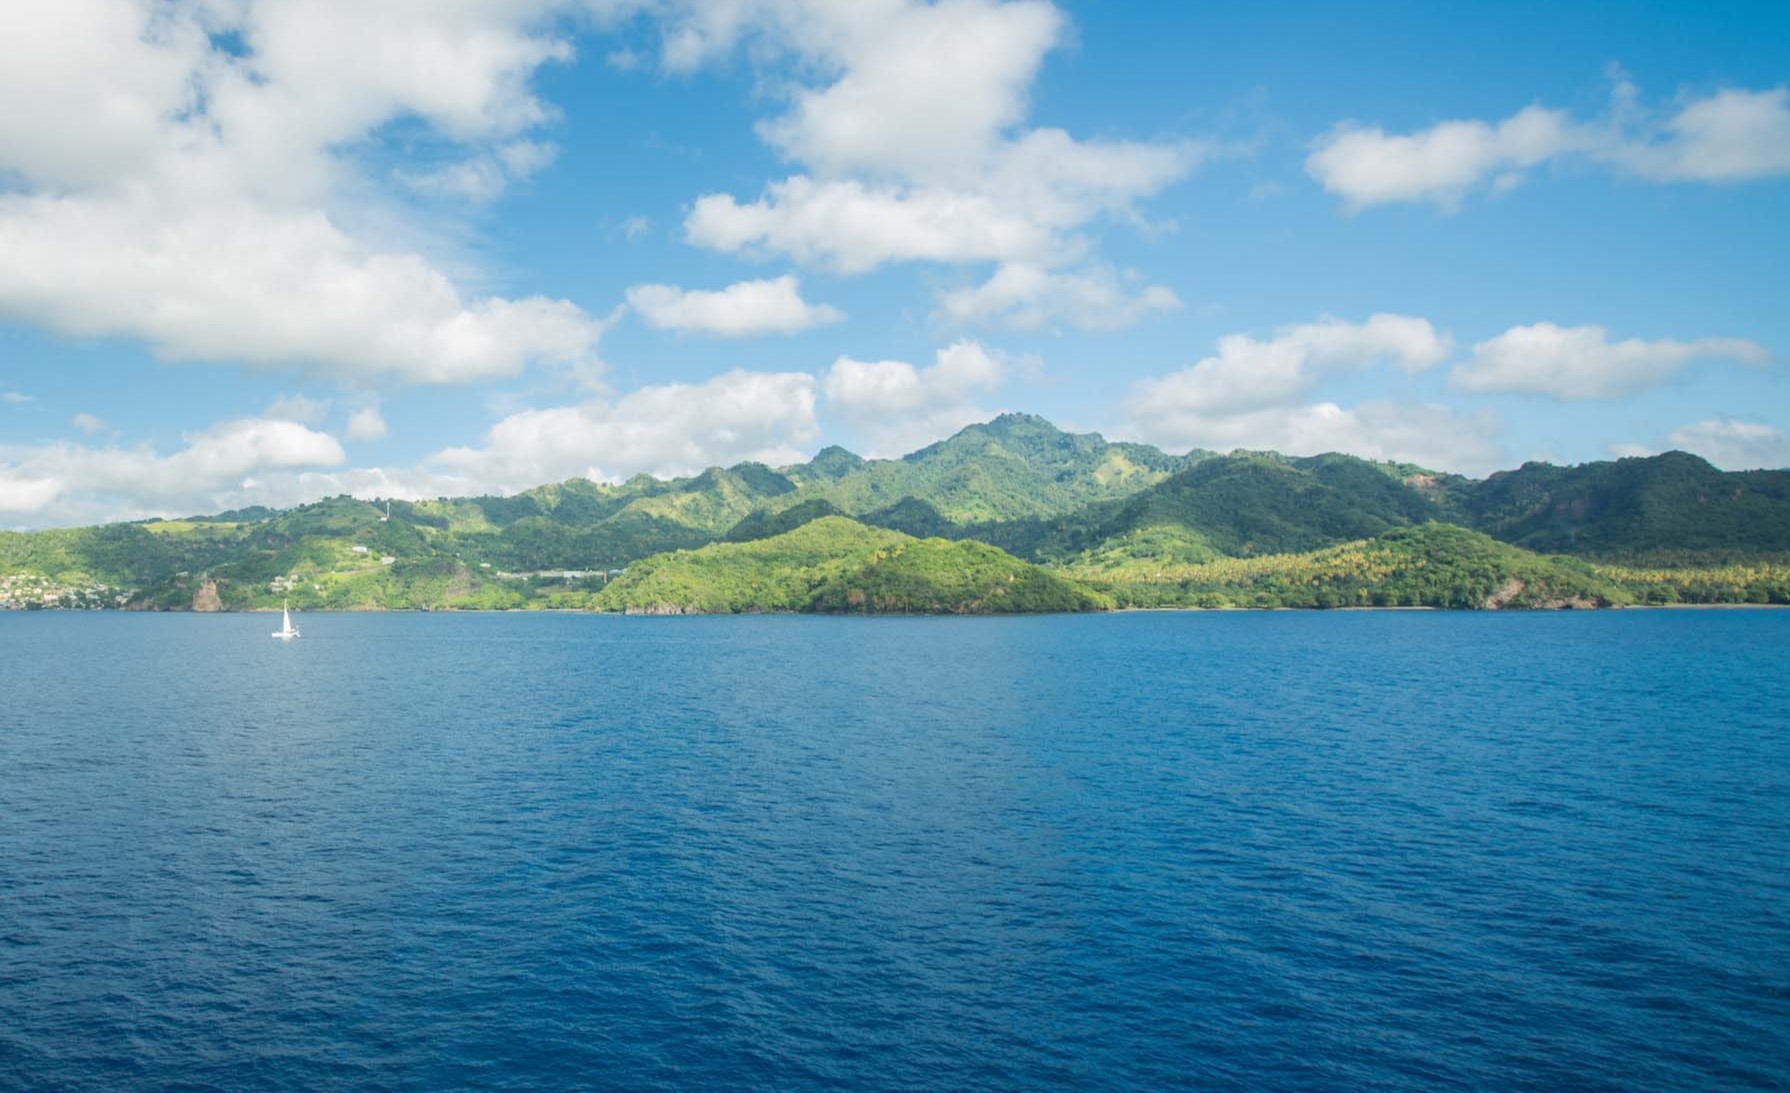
982, 412, 1063, 436
806, 445, 867, 479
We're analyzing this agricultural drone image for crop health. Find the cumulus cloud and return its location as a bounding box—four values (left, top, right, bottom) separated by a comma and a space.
1129, 314, 1452, 419
1650, 420, 1790, 470
822, 340, 1006, 457
651, 2, 1201, 283
346, 406, 390, 442
1119, 314, 1498, 472
1308, 77, 1790, 210
0, 0, 608, 383
2, 369, 830, 526
429, 369, 821, 488
1123, 400, 1505, 475
0, 417, 347, 525
1308, 106, 1581, 211
2, 392, 33, 405
685, 177, 1063, 273
938, 263, 1181, 332
626, 275, 844, 336
1453, 323, 1768, 399
1612, 87, 1790, 182
72, 413, 109, 435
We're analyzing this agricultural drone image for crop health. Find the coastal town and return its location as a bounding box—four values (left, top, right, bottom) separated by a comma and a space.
0, 572, 134, 611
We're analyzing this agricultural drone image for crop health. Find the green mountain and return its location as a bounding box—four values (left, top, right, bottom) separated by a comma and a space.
986, 450, 1448, 564
595, 516, 1108, 615
1454, 451, 1790, 558
781, 412, 1200, 523
722, 499, 849, 542
5, 415, 1789, 613
1076, 523, 1632, 610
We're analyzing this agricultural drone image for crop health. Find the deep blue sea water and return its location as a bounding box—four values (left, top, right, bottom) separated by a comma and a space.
1, 610, 1787, 1092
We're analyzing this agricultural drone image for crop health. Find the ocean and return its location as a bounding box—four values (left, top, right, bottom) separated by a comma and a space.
2, 610, 1786, 1091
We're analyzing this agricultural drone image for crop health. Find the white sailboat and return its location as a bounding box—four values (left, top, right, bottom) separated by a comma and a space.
272, 599, 300, 640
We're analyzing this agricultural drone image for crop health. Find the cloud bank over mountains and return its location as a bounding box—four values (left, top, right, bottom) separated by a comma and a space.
0, 2, 1782, 527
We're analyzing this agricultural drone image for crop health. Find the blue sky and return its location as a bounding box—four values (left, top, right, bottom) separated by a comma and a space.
1, 0, 1787, 527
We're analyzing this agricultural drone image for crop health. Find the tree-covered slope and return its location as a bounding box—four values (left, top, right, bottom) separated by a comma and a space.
1457, 451, 1790, 557
782, 413, 1199, 523
7, 417, 1790, 613
595, 516, 1106, 615
810, 538, 1110, 614
1080, 523, 1632, 609
987, 450, 1446, 563
722, 498, 848, 542
593, 517, 907, 613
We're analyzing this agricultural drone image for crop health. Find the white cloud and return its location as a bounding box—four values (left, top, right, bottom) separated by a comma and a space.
1307, 106, 1582, 211
685, 177, 1062, 273
3, 368, 828, 526
72, 413, 109, 435
1613, 88, 1790, 182
429, 369, 821, 488
346, 406, 390, 442
1308, 79, 1790, 209
0, 417, 347, 524
1123, 400, 1506, 476
0, 0, 608, 383
1129, 314, 1452, 419
396, 140, 559, 202
0, 191, 608, 384
822, 340, 1006, 457
1664, 419, 1790, 470
619, 215, 653, 239
2, 392, 33, 405
1453, 323, 1768, 399
938, 263, 1181, 332
626, 275, 844, 336
1119, 314, 1495, 472
756, 0, 1065, 185
265, 394, 330, 425
655, 1, 1201, 280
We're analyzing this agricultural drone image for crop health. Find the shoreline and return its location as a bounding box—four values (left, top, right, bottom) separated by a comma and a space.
6, 602, 1789, 618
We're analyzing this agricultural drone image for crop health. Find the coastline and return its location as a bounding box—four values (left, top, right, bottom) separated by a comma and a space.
8, 602, 1789, 617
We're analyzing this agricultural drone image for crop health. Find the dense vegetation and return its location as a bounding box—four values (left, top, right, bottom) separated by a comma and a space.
595, 517, 1107, 614
1075, 524, 1631, 610
1454, 451, 1790, 556
4, 414, 1786, 613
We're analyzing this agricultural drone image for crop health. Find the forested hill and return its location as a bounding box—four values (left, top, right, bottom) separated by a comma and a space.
1452, 451, 1790, 556
3, 414, 1787, 612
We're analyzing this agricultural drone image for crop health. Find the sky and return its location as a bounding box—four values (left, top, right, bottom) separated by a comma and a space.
2, 0, 1788, 528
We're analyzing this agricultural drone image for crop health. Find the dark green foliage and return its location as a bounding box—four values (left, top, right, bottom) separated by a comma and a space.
807, 445, 867, 479
191, 505, 276, 523
6, 417, 1789, 613
1457, 451, 1790, 556
1084, 523, 1630, 610
811, 538, 1110, 614
1002, 451, 1444, 562
724, 499, 847, 542
785, 412, 1199, 522
861, 497, 962, 538
594, 517, 910, 613
597, 517, 1107, 614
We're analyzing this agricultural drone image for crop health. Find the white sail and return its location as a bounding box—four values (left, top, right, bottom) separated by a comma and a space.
272, 599, 300, 640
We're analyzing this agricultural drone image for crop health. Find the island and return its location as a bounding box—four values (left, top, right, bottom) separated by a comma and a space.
3, 415, 1787, 614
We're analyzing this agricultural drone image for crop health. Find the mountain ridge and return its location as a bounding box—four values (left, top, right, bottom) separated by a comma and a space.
4, 415, 1787, 612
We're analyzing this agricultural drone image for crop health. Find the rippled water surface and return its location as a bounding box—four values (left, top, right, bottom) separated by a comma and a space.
2, 610, 1788, 1092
